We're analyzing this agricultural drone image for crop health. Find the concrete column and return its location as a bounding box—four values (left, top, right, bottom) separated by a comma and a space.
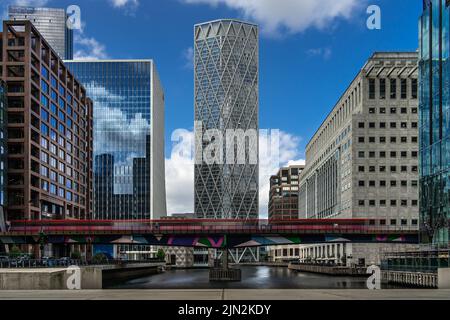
438, 268, 450, 289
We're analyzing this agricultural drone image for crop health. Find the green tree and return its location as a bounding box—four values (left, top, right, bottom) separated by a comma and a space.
9, 245, 22, 258
156, 249, 165, 261
70, 251, 82, 260
92, 253, 108, 265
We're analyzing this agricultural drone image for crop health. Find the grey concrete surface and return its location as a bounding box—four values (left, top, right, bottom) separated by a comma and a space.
0, 289, 449, 300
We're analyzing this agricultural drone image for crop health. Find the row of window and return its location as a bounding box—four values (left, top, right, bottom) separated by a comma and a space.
358, 151, 418, 159
358, 165, 418, 173
368, 107, 418, 115
358, 199, 418, 207
358, 180, 418, 187
358, 121, 418, 129
368, 78, 417, 100
358, 136, 418, 144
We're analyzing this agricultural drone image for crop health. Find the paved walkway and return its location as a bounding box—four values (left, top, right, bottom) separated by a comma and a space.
0, 289, 449, 300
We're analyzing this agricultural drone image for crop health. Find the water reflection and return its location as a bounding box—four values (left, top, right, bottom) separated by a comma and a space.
105, 266, 404, 289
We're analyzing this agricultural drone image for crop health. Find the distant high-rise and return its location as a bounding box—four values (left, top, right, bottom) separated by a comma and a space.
9, 5, 73, 60
194, 19, 259, 219
419, 0, 450, 246
269, 165, 304, 221
65, 60, 167, 220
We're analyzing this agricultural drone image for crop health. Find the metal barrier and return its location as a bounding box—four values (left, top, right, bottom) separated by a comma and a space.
0, 258, 164, 269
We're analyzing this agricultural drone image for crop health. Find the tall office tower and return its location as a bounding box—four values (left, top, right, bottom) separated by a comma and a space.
194, 19, 259, 219
419, 0, 450, 246
65, 60, 167, 220
9, 6, 73, 60
0, 21, 93, 221
269, 165, 304, 221
298, 52, 420, 266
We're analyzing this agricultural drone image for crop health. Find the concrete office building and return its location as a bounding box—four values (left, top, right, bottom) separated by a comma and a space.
9, 6, 73, 60
419, 0, 450, 247
298, 52, 420, 266
65, 60, 167, 221
194, 19, 259, 220
0, 21, 93, 224
269, 165, 304, 220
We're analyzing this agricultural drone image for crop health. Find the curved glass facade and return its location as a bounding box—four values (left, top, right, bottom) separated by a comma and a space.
419, 0, 450, 246
66, 61, 154, 220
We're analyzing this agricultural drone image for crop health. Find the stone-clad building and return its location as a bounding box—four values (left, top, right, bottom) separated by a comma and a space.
298, 52, 420, 266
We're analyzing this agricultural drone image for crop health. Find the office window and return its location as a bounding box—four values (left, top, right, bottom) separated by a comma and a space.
380, 137, 386, 144
412, 180, 418, 187
401, 166, 407, 172
369, 151, 376, 158
369, 200, 376, 206
390, 107, 397, 114
369, 79, 375, 99
358, 200, 365, 206
380, 107, 386, 114
401, 108, 407, 114
401, 219, 408, 225
391, 200, 397, 206
390, 151, 397, 158
390, 219, 397, 226
390, 78, 397, 99
369, 122, 375, 128
369, 181, 375, 187
379, 79, 386, 99
401, 78, 407, 99
380, 180, 386, 187
369, 137, 375, 143
369, 166, 376, 172
358, 166, 365, 172
380, 166, 386, 172
390, 122, 397, 128
391, 166, 397, 172
401, 180, 408, 187
412, 137, 418, 143
401, 137, 407, 143
380, 200, 386, 207
391, 180, 397, 187
369, 108, 376, 114
412, 200, 418, 206
390, 137, 397, 143
358, 151, 365, 158
359, 181, 365, 187
380, 122, 386, 128
401, 151, 407, 158
358, 122, 365, 128
411, 79, 418, 99
358, 137, 365, 143
401, 122, 407, 128
412, 219, 418, 225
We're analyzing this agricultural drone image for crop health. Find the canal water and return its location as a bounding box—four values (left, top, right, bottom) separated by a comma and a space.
105, 266, 404, 289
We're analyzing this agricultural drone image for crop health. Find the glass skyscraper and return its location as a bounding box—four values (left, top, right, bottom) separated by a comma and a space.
419, 0, 450, 246
65, 60, 167, 220
9, 6, 73, 60
194, 20, 259, 219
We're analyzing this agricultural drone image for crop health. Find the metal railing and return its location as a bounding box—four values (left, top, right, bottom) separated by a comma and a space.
0, 258, 165, 269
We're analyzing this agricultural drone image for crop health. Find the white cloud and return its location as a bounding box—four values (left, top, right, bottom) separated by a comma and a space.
109, 0, 139, 8
306, 47, 332, 60
165, 129, 304, 218
182, 47, 194, 70
1, 0, 50, 19
74, 34, 109, 60
182, 0, 366, 36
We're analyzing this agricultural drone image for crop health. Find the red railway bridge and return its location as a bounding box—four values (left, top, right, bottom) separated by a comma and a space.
0, 219, 419, 249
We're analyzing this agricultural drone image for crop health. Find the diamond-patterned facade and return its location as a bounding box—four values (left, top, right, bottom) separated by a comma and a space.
194, 20, 259, 219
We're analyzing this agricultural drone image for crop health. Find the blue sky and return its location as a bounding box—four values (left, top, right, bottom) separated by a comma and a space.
1, 0, 423, 215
